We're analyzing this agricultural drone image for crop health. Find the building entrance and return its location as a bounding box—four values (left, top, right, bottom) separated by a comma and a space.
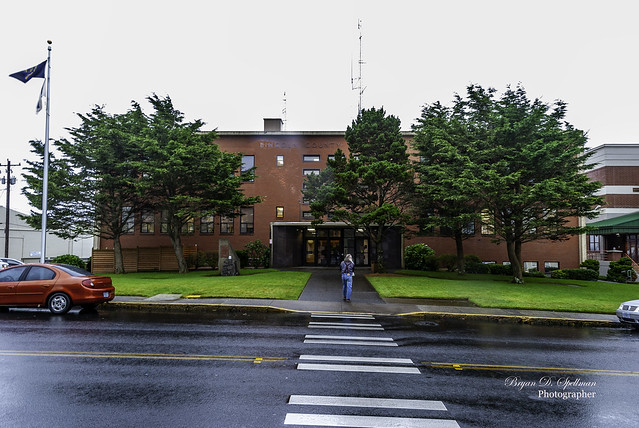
303, 228, 369, 267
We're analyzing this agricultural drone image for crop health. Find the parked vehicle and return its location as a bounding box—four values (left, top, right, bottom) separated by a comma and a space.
0, 263, 114, 314
617, 299, 639, 328
0, 257, 24, 266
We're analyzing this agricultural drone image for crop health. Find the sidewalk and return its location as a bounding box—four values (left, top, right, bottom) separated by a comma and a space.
108, 267, 620, 328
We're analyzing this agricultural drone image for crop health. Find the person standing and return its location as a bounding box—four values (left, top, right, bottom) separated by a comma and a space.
340, 254, 355, 302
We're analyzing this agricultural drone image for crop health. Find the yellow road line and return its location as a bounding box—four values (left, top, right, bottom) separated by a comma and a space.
424, 362, 639, 376
0, 350, 286, 364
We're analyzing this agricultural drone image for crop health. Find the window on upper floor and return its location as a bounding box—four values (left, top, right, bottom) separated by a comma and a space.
276, 155, 284, 166
276, 206, 284, 218
303, 154, 320, 162
241, 155, 255, 182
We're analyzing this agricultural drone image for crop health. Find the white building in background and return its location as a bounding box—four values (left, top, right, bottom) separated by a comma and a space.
0, 206, 93, 262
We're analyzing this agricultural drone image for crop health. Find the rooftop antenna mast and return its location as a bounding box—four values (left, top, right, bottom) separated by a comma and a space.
351, 19, 366, 116
282, 91, 287, 130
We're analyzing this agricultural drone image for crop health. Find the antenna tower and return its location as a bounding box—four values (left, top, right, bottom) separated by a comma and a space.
282, 91, 287, 130
351, 19, 366, 116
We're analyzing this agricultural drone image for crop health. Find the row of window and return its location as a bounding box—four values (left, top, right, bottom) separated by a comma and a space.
241, 154, 327, 171
487, 261, 560, 272
124, 208, 255, 235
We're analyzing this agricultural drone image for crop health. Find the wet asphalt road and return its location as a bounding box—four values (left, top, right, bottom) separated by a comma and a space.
0, 308, 637, 428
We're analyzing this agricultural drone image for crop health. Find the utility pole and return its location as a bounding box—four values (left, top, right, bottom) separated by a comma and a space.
2, 160, 20, 258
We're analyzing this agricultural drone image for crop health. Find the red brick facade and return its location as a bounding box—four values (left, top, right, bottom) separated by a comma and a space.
101, 125, 580, 271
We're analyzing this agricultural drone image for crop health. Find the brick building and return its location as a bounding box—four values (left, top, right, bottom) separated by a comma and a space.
99, 119, 582, 272
586, 143, 639, 265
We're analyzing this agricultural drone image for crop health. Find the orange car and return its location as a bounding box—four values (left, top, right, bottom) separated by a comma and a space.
0, 263, 114, 314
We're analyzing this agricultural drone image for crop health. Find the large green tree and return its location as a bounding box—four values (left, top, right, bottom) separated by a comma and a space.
470, 84, 602, 283
303, 107, 414, 272
134, 94, 261, 273
412, 100, 481, 274
22, 104, 147, 273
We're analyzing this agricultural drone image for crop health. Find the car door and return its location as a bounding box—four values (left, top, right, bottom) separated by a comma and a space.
0, 266, 29, 305
15, 266, 57, 305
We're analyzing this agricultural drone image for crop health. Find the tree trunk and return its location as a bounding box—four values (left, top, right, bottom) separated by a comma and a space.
373, 227, 386, 273
455, 231, 465, 275
168, 228, 189, 274
113, 237, 125, 274
506, 239, 524, 284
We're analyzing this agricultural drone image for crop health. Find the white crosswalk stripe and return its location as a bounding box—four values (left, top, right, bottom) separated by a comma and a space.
299, 354, 414, 364
308, 321, 384, 331
288, 395, 448, 411
305, 335, 394, 342
311, 313, 376, 320
297, 363, 421, 374
284, 413, 461, 427
304, 334, 397, 347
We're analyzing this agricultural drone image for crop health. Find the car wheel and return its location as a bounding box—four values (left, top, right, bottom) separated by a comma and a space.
48, 293, 72, 314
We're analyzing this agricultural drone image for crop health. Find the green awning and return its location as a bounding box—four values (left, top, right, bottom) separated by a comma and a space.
588, 211, 639, 235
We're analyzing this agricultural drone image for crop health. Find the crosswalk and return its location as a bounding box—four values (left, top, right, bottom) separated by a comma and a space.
283, 312, 460, 427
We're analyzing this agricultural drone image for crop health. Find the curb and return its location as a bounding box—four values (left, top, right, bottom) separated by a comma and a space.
101, 301, 621, 328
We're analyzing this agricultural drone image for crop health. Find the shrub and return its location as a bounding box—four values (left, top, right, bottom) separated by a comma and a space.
404, 244, 436, 270
489, 264, 513, 276
607, 257, 638, 283
187, 251, 219, 269
438, 254, 457, 272
552, 268, 599, 281
523, 268, 545, 278
245, 240, 270, 268
52, 254, 86, 270
464, 255, 491, 274
580, 259, 600, 272
424, 255, 440, 271
550, 269, 569, 279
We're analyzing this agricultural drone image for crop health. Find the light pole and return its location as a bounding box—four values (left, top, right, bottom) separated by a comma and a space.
1, 159, 20, 258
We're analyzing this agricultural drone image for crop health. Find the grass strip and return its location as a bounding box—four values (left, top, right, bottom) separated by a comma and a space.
367, 270, 639, 314
104, 269, 310, 300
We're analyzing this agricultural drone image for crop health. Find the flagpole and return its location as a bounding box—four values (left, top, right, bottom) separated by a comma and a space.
40, 41, 52, 264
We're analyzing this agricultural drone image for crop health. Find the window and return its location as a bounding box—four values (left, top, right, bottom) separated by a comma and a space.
241, 155, 255, 181
302, 211, 314, 219
220, 215, 234, 234
25, 266, 56, 281
544, 261, 559, 272
160, 210, 169, 233
141, 211, 155, 234
122, 207, 134, 234
327, 155, 335, 161
480, 210, 495, 235
462, 221, 475, 236
200, 215, 215, 234
303, 154, 320, 162
276, 206, 284, 218
303, 169, 320, 176
181, 217, 194, 234
240, 207, 254, 234
588, 235, 600, 251
523, 261, 538, 272
276, 155, 284, 166
0, 266, 28, 282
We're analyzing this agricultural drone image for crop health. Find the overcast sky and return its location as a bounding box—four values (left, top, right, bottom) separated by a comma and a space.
2, 0, 639, 213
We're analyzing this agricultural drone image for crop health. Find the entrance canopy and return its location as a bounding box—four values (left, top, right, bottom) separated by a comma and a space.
588, 211, 639, 235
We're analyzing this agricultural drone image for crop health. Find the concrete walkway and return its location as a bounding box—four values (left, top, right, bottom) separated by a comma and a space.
108, 267, 621, 328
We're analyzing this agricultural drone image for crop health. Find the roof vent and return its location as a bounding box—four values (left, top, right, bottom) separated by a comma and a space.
264, 118, 283, 132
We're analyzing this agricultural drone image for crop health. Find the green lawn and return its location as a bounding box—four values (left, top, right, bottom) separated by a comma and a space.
367, 270, 639, 314
104, 269, 310, 300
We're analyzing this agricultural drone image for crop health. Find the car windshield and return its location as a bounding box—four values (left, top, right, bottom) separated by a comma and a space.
51, 264, 93, 277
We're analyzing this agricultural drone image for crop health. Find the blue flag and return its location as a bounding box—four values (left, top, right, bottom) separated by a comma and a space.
9, 60, 46, 83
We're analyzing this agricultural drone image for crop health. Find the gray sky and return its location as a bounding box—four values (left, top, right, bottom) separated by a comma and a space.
2, 0, 638, 213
